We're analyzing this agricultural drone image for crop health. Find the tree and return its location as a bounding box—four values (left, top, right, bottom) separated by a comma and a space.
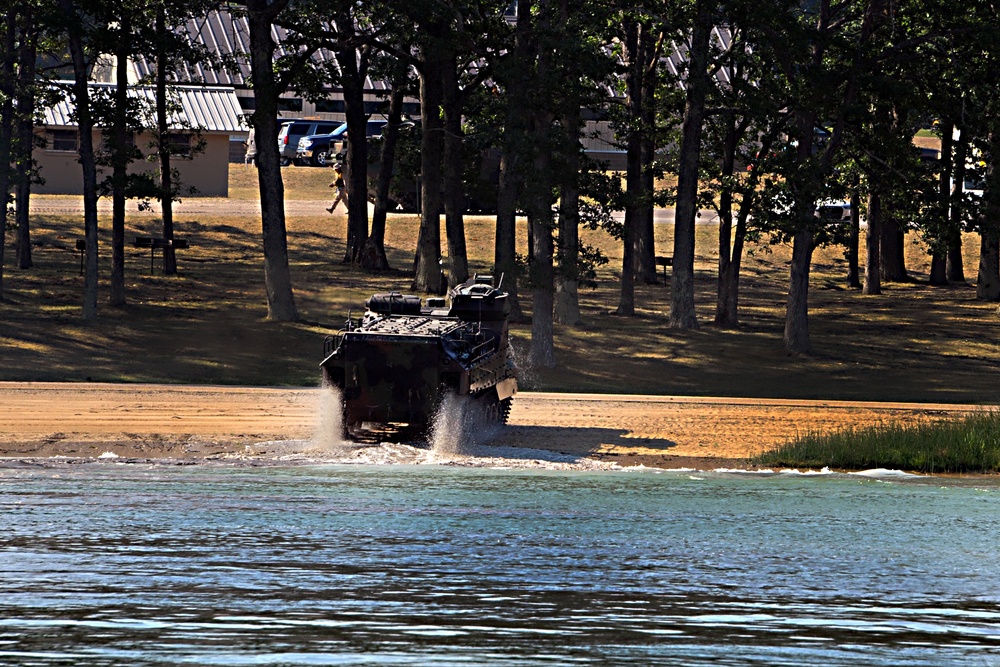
410, 10, 448, 294
615, 16, 657, 316
149, 0, 213, 276
107, 7, 136, 307
493, 0, 532, 321
698, 4, 793, 327
546, 0, 616, 324
327, 4, 372, 265
524, 0, 558, 368
0, 6, 16, 302
362, 81, 407, 272
241, 0, 299, 321
13, 1, 42, 273
56, 0, 100, 320
977, 127, 1000, 299
775, 0, 887, 353
668, 0, 714, 330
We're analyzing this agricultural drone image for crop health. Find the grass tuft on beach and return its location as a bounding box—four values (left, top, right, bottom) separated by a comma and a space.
753, 410, 1000, 474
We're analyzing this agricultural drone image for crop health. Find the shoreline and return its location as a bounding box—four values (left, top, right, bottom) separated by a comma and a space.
0, 381, 989, 472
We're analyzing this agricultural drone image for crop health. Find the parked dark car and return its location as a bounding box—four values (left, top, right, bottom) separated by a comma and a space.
277, 119, 341, 166
297, 120, 388, 167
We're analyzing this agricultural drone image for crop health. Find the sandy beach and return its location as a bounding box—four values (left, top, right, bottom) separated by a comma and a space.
0, 382, 985, 469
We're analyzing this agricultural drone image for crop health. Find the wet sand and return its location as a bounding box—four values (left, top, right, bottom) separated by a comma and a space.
0, 382, 986, 470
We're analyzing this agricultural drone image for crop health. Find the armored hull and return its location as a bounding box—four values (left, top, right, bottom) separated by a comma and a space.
320, 276, 517, 440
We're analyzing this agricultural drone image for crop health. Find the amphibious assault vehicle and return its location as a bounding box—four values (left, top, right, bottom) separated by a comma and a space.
320, 275, 518, 441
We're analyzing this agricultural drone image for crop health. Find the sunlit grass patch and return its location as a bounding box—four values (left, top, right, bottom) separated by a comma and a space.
753, 410, 1000, 474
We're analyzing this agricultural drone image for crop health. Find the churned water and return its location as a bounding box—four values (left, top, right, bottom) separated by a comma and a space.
2, 463, 999, 666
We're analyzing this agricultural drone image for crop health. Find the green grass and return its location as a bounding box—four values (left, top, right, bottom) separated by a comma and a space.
753, 410, 1000, 473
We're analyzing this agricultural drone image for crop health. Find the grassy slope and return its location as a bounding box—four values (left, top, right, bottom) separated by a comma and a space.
2, 164, 999, 404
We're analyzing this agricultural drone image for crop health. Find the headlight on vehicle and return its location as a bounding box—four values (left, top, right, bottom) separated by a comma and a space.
299, 139, 312, 149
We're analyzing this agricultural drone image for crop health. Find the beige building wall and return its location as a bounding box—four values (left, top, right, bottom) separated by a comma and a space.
33, 130, 231, 197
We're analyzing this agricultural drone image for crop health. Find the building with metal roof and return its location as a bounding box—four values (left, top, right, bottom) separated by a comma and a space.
35, 83, 247, 197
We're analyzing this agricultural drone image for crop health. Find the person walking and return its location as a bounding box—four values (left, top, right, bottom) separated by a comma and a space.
327, 165, 349, 213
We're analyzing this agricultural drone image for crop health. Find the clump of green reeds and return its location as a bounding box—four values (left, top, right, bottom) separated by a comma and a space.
753, 410, 1000, 474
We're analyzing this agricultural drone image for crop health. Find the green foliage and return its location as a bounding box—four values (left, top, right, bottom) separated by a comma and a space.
754, 411, 1000, 474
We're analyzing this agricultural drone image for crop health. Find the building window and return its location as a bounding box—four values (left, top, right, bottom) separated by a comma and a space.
98, 132, 136, 153
315, 99, 345, 114
47, 129, 78, 152
277, 97, 303, 112
166, 133, 192, 159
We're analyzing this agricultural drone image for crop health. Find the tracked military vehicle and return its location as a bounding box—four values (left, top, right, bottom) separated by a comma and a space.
320, 275, 517, 441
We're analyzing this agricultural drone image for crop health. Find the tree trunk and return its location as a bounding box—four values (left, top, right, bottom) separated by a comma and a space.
493, 0, 533, 321
156, 6, 176, 275
617, 143, 639, 314
635, 23, 657, 284
715, 201, 737, 326
880, 213, 908, 282
362, 84, 404, 272
714, 127, 744, 327
335, 17, 369, 265
929, 251, 947, 285
948, 240, 966, 283
0, 8, 14, 301
782, 104, 824, 355
947, 129, 969, 283
528, 1, 556, 368
60, 0, 99, 319
441, 54, 468, 286
554, 104, 582, 326
783, 226, 814, 354
413, 41, 444, 294
715, 112, 760, 326
110, 20, 130, 307
669, 0, 711, 330
977, 129, 1000, 300
863, 190, 881, 295
846, 187, 861, 288
495, 148, 523, 318
617, 19, 641, 316
929, 119, 954, 287
247, 0, 298, 321
14, 5, 35, 271
528, 132, 556, 367
976, 232, 1000, 300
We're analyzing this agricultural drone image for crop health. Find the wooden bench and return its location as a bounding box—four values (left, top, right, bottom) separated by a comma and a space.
134, 236, 189, 273
655, 255, 673, 284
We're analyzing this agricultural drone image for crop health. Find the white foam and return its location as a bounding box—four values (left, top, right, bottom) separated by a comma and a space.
235, 436, 627, 471
97, 451, 119, 459
849, 468, 918, 478
779, 466, 834, 476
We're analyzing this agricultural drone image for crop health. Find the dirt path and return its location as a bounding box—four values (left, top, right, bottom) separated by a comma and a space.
0, 382, 983, 469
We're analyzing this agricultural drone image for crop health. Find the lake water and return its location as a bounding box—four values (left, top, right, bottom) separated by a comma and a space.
2, 461, 999, 666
